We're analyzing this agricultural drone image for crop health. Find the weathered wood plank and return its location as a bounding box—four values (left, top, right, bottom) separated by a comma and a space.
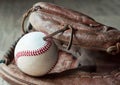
54, 0, 120, 16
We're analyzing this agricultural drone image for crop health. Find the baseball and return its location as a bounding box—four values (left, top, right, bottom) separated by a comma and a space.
14, 32, 58, 76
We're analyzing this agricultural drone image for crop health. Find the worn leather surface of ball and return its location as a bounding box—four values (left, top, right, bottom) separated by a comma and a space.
14, 32, 58, 76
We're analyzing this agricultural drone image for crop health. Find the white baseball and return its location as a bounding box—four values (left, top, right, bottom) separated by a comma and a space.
14, 32, 58, 76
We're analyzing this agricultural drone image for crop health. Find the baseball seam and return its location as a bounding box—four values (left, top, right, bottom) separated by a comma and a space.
15, 40, 52, 62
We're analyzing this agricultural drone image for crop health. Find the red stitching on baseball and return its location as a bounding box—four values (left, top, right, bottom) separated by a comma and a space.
15, 40, 52, 62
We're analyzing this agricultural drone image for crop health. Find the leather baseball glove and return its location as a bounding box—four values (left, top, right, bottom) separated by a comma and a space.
0, 2, 120, 85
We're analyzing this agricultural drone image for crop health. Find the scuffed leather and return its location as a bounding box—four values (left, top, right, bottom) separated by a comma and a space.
29, 2, 120, 53
0, 2, 120, 85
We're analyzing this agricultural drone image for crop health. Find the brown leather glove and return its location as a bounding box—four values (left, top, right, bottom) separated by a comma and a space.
0, 2, 120, 85
26, 2, 120, 55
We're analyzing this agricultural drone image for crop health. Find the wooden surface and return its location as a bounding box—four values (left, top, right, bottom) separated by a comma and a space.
0, 0, 120, 85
